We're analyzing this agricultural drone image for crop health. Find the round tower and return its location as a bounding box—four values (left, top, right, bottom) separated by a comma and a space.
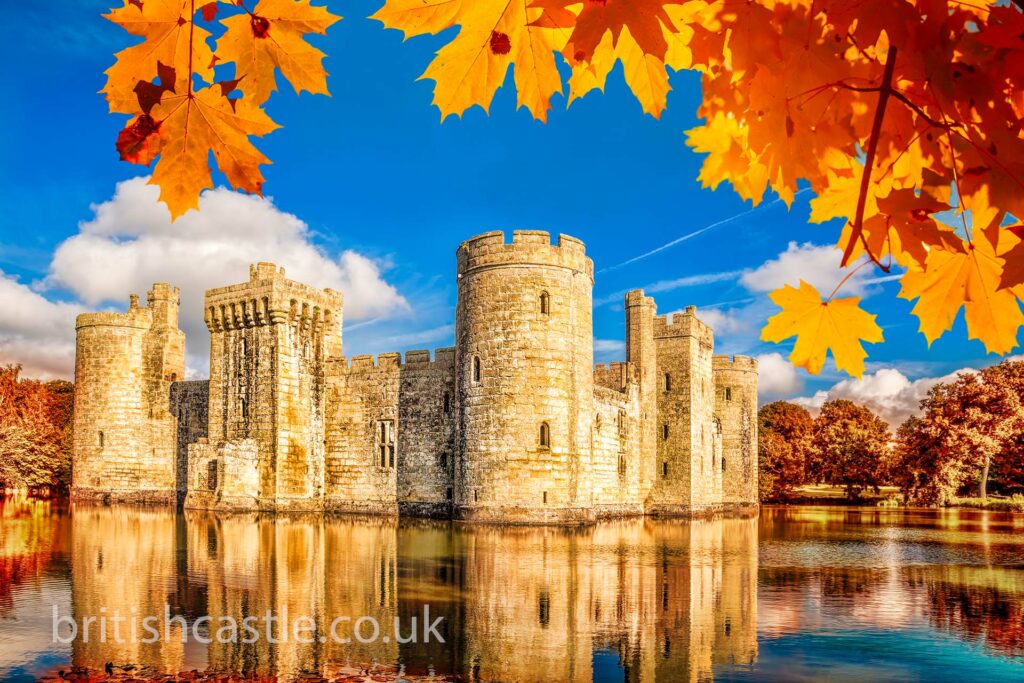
712, 355, 759, 509
454, 230, 594, 523
72, 300, 155, 500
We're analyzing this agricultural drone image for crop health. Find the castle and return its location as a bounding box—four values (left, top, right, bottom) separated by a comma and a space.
71, 231, 758, 522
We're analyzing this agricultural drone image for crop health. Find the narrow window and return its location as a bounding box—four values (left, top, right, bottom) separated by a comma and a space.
207, 460, 218, 491
473, 356, 481, 383
439, 452, 448, 469
443, 391, 451, 415
539, 422, 550, 448
98, 431, 104, 449
595, 413, 602, 431
543, 491, 548, 504
445, 487, 453, 500
722, 456, 727, 472
725, 386, 733, 401
618, 454, 626, 478
662, 462, 669, 479
376, 420, 395, 468
662, 424, 669, 440
540, 291, 550, 315
664, 373, 672, 392
474, 489, 479, 502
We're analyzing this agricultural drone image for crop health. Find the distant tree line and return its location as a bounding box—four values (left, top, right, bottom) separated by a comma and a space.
0, 365, 73, 492
759, 360, 1024, 505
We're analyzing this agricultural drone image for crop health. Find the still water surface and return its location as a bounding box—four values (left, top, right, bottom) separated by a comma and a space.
1, 498, 1023, 682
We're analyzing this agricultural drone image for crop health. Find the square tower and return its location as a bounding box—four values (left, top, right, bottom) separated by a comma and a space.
203, 263, 342, 507
648, 307, 721, 515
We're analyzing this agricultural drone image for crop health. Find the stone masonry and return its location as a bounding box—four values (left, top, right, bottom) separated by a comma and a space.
71, 231, 759, 521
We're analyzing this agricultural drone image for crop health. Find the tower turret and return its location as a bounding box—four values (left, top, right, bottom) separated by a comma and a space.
454, 230, 594, 522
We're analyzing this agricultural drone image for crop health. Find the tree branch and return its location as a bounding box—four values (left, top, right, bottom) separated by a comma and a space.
841, 45, 897, 270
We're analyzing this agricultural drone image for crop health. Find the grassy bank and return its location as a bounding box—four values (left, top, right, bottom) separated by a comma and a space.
780, 485, 1024, 511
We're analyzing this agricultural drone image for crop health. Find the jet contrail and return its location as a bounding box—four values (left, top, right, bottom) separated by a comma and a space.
598, 189, 811, 274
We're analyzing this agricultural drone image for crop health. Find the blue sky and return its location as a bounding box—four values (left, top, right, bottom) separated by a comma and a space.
0, 0, 1012, 423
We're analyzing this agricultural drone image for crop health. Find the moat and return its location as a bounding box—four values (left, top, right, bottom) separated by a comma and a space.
2, 499, 1023, 682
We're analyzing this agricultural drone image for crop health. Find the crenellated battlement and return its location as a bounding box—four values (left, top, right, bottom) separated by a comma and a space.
335, 347, 457, 373
624, 289, 656, 310
456, 230, 593, 280
203, 263, 343, 335
593, 361, 636, 392
713, 354, 758, 372
654, 306, 713, 345
76, 283, 178, 331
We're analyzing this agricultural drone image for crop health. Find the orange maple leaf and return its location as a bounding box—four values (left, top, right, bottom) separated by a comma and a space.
372, 0, 565, 122
762, 280, 884, 377
217, 0, 340, 106
119, 72, 280, 218
103, 0, 215, 114
899, 230, 1024, 355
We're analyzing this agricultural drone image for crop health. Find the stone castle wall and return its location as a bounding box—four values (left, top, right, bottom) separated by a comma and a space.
713, 355, 759, 509
454, 231, 596, 523
72, 231, 759, 520
648, 308, 722, 516
71, 286, 184, 504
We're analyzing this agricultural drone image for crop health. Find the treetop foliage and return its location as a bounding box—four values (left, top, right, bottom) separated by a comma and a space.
104, 0, 1024, 374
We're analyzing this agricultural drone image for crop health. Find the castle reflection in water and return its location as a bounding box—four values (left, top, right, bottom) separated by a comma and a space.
67, 508, 758, 681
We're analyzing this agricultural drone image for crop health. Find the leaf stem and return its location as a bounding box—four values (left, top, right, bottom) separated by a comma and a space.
827, 259, 872, 301
841, 44, 897, 270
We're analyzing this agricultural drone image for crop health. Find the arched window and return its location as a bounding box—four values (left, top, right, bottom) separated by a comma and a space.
664, 373, 672, 392
539, 422, 550, 448
473, 356, 481, 383
540, 291, 550, 315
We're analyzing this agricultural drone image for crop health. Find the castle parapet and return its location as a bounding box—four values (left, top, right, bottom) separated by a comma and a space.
337, 347, 457, 373
654, 306, 714, 346
594, 361, 636, 392
456, 230, 594, 280
713, 355, 758, 372
204, 263, 343, 336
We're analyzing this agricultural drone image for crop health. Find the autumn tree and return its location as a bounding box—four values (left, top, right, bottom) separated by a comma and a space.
102, 1, 1024, 375
811, 400, 890, 501
370, 0, 1024, 376
0, 366, 73, 491
895, 360, 1024, 504
758, 401, 813, 501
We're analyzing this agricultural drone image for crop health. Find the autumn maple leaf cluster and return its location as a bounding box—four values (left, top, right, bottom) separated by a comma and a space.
375, 0, 1024, 376
105, 0, 340, 218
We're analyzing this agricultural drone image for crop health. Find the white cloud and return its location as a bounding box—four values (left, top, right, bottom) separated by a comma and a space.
694, 308, 749, 336
755, 352, 804, 399
0, 272, 84, 379
40, 177, 408, 374
740, 241, 878, 297
791, 367, 972, 427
